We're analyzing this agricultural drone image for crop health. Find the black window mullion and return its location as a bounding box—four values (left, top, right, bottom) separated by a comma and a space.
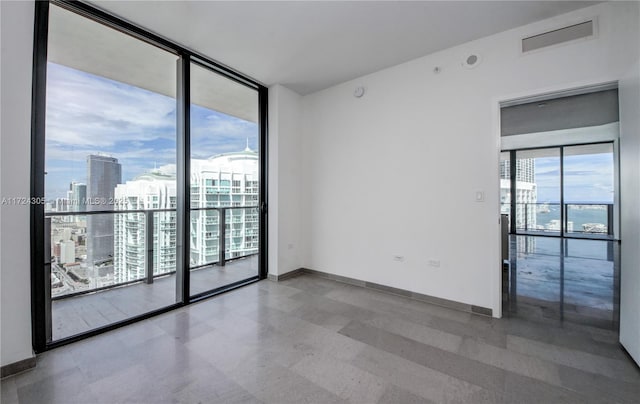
258, 86, 268, 280
176, 54, 191, 304
560, 147, 565, 237
31, 0, 50, 354
509, 150, 517, 234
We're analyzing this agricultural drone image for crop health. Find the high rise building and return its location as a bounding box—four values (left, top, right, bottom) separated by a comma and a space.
53, 197, 70, 212
190, 147, 259, 266
113, 147, 259, 282
500, 158, 535, 183
86, 154, 122, 266
68, 181, 87, 212
500, 158, 537, 230
113, 170, 176, 283
59, 240, 76, 265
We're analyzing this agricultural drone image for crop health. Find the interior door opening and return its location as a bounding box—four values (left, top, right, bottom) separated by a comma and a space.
499, 86, 620, 331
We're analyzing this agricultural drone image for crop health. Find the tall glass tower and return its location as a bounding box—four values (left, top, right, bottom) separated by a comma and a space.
86, 154, 121, 267
68, 181, 86, 212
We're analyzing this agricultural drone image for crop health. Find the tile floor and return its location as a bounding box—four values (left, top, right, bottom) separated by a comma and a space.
2, 274, 639, 404
506, 235, 619, 330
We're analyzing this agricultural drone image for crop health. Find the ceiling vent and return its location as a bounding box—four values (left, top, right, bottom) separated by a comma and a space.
522, 20, 594, 53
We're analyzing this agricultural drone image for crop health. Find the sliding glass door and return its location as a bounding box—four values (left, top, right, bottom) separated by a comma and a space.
563, 143, 614, 236
32, 1, 267, 351
504, 143, 615, 238
503, 142, 618, 327
188, 62, 261, 297
44, 3, 179, 342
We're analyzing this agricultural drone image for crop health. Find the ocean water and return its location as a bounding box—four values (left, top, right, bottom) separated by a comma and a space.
535, 204, 610, 232
513, 204, 615, 260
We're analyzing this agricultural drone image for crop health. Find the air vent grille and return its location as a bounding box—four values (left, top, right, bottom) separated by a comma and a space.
522, 20, 594, 53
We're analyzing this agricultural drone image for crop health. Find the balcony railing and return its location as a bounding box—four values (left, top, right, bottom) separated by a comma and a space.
45, 206, 259, 301
500, 202, 614, 236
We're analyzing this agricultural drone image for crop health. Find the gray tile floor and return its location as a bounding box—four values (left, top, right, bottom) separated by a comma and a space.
2, 274, 639, 404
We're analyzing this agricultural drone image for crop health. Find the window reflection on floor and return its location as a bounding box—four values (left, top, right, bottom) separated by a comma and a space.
505, 235, 619, 330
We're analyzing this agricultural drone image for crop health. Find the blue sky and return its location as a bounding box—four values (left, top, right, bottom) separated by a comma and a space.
45, 63, 258, 199
534, 153, 613, 203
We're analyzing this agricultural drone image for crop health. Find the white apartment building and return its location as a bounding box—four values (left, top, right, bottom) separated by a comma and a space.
500, 179, 538, 230
59, 240, 76, 265
113, 148, 259, 283
114, 170, 177, 283
500, 159, 537, 230
190, 147, 260, 267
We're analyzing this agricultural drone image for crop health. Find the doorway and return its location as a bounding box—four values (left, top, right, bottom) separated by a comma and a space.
499, 86, 620, 330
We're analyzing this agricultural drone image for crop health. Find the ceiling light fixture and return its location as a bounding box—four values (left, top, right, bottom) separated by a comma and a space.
462, 54, 482, 69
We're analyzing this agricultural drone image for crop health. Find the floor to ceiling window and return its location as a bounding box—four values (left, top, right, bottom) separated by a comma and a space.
188, 63, 261, 298
31, 1, 267, 351
43, 2, 179, 343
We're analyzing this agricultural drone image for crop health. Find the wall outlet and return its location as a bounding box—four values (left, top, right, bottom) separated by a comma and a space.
428, 259, 441, 268
393, 255, 405, 262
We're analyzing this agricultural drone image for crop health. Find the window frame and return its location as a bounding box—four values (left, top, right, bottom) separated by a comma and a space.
30, 0, 268, 353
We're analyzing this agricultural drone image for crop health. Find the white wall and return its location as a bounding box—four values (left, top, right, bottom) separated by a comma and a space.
268, 85, 308, 276
301, 2, 640, 320
0, 0, 35, 367
618, 26, 640, 367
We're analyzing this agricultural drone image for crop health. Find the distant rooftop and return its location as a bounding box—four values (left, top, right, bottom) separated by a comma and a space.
207, 147, 258, 161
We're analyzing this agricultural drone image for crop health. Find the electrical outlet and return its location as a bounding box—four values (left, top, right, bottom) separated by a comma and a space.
428, 259, 441, 268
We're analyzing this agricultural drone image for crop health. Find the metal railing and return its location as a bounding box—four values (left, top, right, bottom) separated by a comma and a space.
500, 202, 613, 235
46, 206, 259, 300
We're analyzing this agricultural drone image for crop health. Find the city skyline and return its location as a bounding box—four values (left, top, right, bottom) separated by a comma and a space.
49, 148, 260, 294
45, 62, 258, 199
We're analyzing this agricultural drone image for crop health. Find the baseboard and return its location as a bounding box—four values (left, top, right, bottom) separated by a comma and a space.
282, 267, 493, 317
1, 356, 36, 379
267, 267, 306, 282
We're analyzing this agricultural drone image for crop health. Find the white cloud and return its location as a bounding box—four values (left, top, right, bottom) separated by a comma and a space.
44, 63, 259, 198
46, 63, 176, 147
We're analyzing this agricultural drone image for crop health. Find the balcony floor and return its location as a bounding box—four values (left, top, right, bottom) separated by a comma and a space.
52, 255, 259, 341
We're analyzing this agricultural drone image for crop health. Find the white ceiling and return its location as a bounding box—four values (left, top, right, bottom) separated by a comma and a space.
89, 1, 599, 95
